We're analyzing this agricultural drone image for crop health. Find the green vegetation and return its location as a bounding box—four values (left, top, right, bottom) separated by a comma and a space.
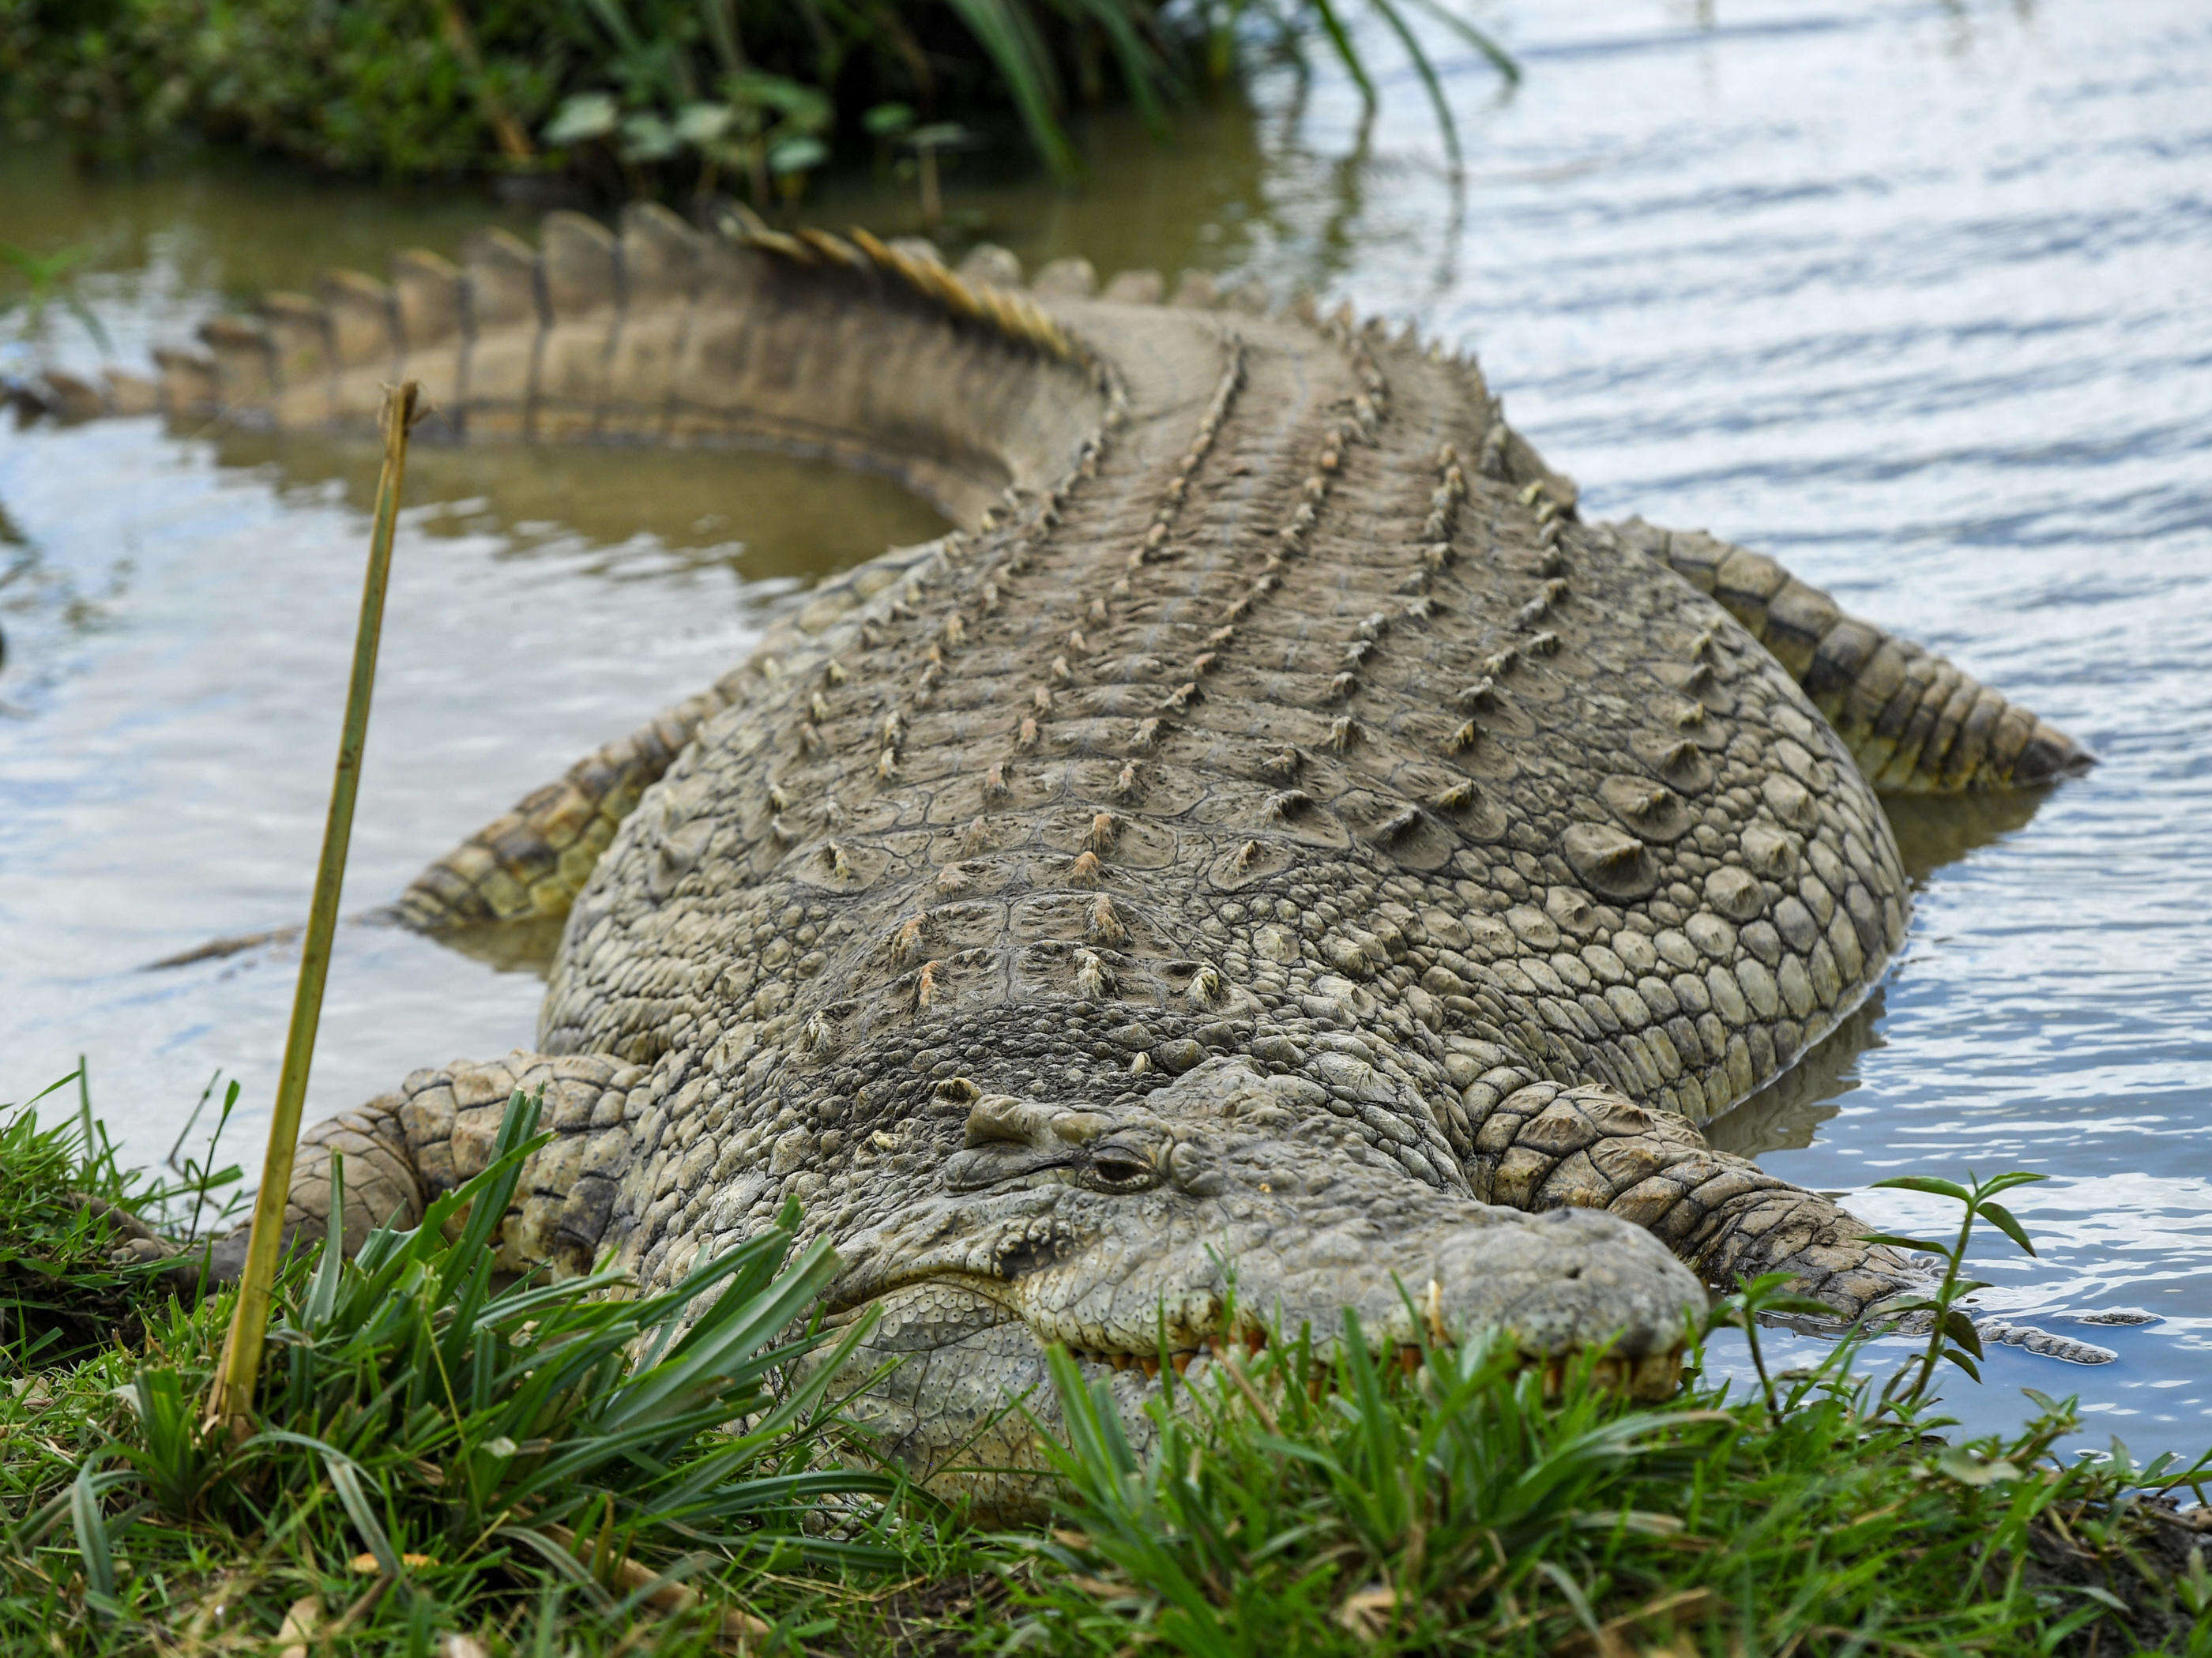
0, 242, 110, 357
3, 1077, 2209, 1655
0, 1066, 240, 1367
0, 0, 1514, 194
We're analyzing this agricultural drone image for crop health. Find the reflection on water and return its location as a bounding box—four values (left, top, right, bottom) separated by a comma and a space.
1882, 790, 2058, 889
209, 430, 942, 586
0, 145, 940, 1157
1708, 991, 1884, 1161
1710, 791, 2047, 1161
3, 0, 2210, 1453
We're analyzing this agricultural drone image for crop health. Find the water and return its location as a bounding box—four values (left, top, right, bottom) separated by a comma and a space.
3, 0, 2208, 1453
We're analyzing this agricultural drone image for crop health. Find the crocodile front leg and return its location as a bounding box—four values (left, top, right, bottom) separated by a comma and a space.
1462, 1079, 1916, 1318
201, 1051, 641, 1279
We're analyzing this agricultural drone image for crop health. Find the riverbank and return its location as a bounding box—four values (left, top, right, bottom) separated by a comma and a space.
0, 0, 1510, 193
2, 1087, 2209, 1655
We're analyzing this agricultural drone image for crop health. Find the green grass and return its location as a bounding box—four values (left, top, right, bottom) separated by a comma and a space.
2, 1077, 2209, 1656
1021, 1313, 2212, 1655
0, 1065, 243, 1368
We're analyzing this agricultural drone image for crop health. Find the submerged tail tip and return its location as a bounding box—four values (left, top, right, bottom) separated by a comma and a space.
2012, 719, 2096, 785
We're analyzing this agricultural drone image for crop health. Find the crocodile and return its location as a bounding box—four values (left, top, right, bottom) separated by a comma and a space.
22, 205, 2099, 1513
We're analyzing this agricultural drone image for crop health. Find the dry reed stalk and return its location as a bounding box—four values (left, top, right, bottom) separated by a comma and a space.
208, 381, 420, 1434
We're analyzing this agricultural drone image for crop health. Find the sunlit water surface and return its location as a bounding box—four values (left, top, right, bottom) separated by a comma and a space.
2, 0, 2206, 1453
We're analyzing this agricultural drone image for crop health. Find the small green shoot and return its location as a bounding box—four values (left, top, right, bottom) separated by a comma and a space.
1865, 1168, 2050, 1415
0, 242, 110, 357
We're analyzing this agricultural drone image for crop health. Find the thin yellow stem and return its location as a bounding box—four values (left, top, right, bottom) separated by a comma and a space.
209, 382, 419, 1436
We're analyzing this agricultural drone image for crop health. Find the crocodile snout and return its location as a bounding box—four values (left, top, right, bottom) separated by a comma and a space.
818, 1058, 1703, 1513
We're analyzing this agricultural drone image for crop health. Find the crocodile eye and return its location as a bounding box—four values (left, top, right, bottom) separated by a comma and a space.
1086, 1143, 1157, 1190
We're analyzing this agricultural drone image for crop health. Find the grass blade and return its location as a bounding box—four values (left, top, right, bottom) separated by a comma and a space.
697, 0, 741, 76
74, 1055, 93, 1163
438, 1091, 546, 1299
495, 1526, 619, 1611
599, 1235, 841, 1434
1360, 0, 1461, 165
303, 1151, 345, 1329
326, 1456, 401, 1577
1051, 0, 1176, 128
1304, 0, 1376, 110
940, 0, 1080, 179
68, 1462, 118, 1602
1398, 0, 1520, 83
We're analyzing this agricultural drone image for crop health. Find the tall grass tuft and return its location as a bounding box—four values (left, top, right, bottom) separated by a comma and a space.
6, 1089, 898, 1650
0, 0, 1519, 189
0, 1068, 243, 1368
3, 1086, 2206, 1651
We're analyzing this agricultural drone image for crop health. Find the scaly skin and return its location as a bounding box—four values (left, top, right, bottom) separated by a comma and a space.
34, 205, 2095, 1513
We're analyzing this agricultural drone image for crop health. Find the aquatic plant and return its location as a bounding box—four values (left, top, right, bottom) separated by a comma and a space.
0, 0, 1518, 189
0, 240, 109, 358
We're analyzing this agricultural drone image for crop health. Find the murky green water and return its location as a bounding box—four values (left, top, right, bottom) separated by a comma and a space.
3, 2, 2207, 1451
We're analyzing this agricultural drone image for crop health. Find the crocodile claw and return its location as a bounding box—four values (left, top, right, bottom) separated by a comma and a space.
1966, 1316, 2117, 1367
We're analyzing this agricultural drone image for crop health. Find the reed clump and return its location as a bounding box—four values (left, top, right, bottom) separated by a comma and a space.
0, 0, 1515, 191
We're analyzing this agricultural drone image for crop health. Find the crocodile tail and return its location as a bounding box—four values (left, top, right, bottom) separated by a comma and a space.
36, 204, 1113, 525
1614, 518, 2091, 791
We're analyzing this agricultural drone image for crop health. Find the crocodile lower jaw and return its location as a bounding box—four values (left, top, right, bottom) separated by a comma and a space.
826, 1274, 1684, 1401
1068, 1340, 1683, 1401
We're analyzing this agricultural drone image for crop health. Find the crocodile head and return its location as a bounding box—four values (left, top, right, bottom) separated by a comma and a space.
819, 1055, 1704, 1516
